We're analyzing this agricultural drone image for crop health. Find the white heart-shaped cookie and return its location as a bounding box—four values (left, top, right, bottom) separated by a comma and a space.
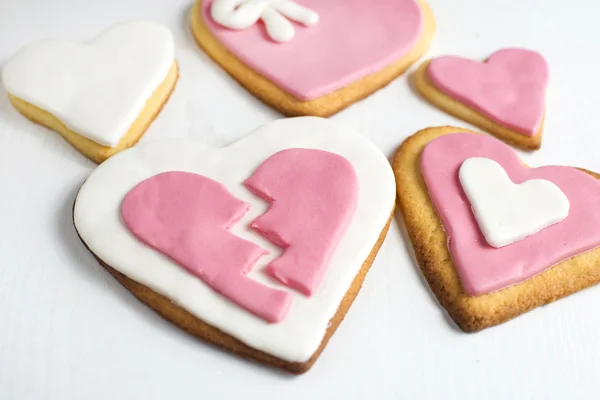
73, 117, 395, 372
459, 157, 570, 248
2, 22, 176, 162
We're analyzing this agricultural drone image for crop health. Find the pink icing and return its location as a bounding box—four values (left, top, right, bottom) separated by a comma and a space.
201, 0, 423, 101
421, 133, 600, 295
426, 49, 549, 136
121, 171, 292, 323
245, 149, 359, 296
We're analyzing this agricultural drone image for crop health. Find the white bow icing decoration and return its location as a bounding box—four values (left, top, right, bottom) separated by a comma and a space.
210, 0, 319, 43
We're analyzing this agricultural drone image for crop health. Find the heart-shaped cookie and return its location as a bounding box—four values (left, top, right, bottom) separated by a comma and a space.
414, 49, 548, 150
74, 117, 395, 373
394, 126, 600, 332
2, 22, 178, 163
190, 0, 436, 117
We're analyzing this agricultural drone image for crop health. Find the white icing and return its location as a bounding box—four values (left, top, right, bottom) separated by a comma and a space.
210, 0, 319, 43
73, 117, 396, 362
459, 157, 570, 248
1, 22, 174, 147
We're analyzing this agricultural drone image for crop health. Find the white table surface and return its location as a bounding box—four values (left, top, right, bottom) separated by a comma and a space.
1, 0, 600, 399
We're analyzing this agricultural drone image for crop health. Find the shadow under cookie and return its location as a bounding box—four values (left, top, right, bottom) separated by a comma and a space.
75, 210, 393, 373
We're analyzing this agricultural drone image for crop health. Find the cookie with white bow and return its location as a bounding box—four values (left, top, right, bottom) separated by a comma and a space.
2, 22, 178, 163
190, 0, 435, 117
74, 117, 396, 373
394, 126, 600, 332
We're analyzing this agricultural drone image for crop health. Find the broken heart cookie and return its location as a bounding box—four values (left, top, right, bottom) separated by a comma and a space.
74, 117, 395, 373
2, 22, 178, 163
414, 49, 548, 150
394, 126, 600, 332
190, 0, 435, 117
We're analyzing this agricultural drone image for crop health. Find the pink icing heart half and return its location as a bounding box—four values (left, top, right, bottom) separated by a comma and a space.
426, 49, 549, 136
421, 133, 600, 295
201, 0, 424, 100
244, 148, 359, 296
122, 171, 292, 323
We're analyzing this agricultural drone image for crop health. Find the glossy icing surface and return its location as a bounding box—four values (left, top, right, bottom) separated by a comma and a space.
201, 0, 424, 100
421, 133, 600, 295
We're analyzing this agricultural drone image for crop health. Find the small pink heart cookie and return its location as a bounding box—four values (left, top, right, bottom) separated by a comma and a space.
74, 117, 396, 373
190, 0, 436, 117
415, 49, 549, 150
394, 126, 600, 332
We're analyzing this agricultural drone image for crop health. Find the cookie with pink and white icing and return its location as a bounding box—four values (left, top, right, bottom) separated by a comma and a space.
414, 49, 549, 150
394, 126, 600, 332
190, 0, 436, 117
74, 117, 396, 373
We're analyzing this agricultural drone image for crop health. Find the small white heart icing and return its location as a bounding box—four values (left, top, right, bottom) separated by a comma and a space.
459, 157, 570, 248
74, 117, 396, 362
1, 21, 174, 147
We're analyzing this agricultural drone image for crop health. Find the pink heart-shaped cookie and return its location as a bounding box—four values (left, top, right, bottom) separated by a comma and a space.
193, 0, 434, 117
421, 133, 600, 295
426, 49, 548, 136
201, 0, 424, 100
